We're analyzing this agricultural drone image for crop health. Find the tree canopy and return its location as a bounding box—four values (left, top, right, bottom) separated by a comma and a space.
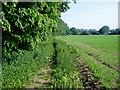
54, 18, 70, 36
81, 30, 90, 35
70, 27, 79, 35
109, 28, 120, 35
2, 2, 70, 62
98, 25, 110, 35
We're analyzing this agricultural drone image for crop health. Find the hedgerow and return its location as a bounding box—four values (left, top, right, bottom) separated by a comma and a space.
2, 2, 69, 63
2, 38, 54, 88
2, 1, 70, 88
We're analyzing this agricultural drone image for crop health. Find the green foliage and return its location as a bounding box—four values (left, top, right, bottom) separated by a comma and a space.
70, 27, 79, 35
2, 39, 54, 88
99, 25, 110, 35
115, 28, 120, 34
58, 2, 70, 12
88, 29, 99, 35
79, 29, 99, 35
109, 28, 120, 35
2, 1, 71, 88
81, 30, 90, 35
2, 2, 70, 63
66, 28, 71, 35
50, 40, 83, 88
54, 19, 70, 36
35, 81, 41, 83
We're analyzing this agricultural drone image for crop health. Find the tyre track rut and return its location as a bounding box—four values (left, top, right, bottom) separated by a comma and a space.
84, 51, 119, 73
76, 57, 106, 89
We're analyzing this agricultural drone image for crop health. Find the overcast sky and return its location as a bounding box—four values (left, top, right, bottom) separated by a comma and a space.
61, 0, 119, 30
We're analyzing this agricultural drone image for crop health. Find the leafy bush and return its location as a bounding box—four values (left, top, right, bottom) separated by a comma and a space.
2, 2, 69, 63
2, 39, 54, 88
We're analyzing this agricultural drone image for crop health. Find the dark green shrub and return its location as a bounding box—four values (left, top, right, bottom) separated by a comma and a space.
1, 1, 70, 88
2, 39, 54, 88
2, 2, 69, 63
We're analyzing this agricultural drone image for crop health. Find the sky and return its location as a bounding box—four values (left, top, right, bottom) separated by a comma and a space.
61, 0, 119, 30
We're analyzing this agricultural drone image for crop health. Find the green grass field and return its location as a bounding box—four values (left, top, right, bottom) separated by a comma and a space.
56, 35, 119, 88
56, 35, 118, 67
56, 35, 118, 54
3, 35, 119, 88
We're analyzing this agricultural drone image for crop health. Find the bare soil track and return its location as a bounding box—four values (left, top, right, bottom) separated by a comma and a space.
28, 66, 52, 88
76, 57, 106, 89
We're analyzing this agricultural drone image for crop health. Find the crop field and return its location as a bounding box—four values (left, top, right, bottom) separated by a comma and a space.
56, 35, 119, 88
2, 2, 120, 89
2, 35, 119, 89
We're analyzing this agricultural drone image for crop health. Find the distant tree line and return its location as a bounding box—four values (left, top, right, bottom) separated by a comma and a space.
109, 28, 120, 35
68, 25, 120, 35
55, 20, 120, 36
